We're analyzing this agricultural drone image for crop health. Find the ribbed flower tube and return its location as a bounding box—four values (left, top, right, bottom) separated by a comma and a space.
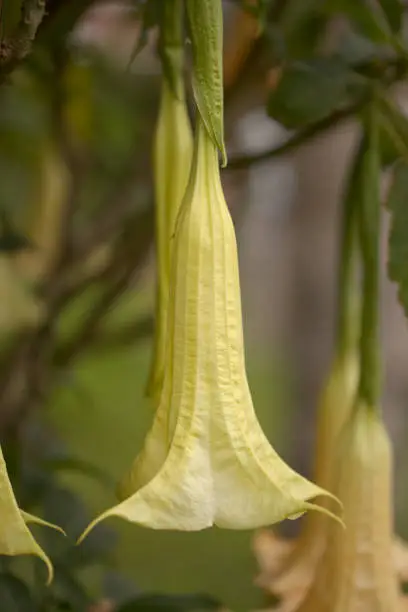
145, 76, 193, 401
78, 119, 339, 539
0, 446, 63, 583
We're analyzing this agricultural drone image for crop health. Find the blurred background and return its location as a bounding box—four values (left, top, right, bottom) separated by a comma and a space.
1, 1, 408, 610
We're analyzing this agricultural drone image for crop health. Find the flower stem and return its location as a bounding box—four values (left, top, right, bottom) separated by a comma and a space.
336, 144, 362, 358
160, 0, 185, 98
357, 102, 382, 410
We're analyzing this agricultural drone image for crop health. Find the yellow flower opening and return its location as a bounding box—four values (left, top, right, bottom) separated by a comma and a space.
291, 404, 405, 612
145, 77, 193, 401
0, 446, 64, 584
79, 118, 340, 539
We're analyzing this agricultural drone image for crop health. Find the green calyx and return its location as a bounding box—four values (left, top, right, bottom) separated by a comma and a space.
186, 0, 227, 166
159, 0, 186, 99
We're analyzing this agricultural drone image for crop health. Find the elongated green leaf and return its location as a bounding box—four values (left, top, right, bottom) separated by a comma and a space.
388, 160, 408, 319
377, 98, 408, 166
127, 0, 161, 70
186, 0, 226, 164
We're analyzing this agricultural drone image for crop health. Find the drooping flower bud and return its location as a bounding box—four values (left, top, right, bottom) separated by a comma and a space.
145, 76, 193, 401
0, 446, 63, 583
78, 119, 339, 540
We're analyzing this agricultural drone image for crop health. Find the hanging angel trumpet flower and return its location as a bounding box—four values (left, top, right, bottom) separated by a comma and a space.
0, 445, 63, 583
145, 0, 193, 401
78, 0, 341, 541
261, 102, 408, 612
254, 129, 408, 612
79, 114, 341, 539
253, 143, 363, 608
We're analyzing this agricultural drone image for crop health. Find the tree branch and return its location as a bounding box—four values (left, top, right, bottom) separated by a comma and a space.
0, 0, 47, 76
226, 55, 408, 170
225, 101, 365, 170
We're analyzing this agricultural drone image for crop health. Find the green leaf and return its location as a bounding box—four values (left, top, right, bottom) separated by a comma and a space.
117, 593, 223, 612
377, 0, 403, 33
377, 98, 408, 166
267, 57, 363, 128
324, 0, 392, 43
127, 0, 162, 69
0, 573, 35, 612
388, 160, 408, 320
279, 0, 329, 59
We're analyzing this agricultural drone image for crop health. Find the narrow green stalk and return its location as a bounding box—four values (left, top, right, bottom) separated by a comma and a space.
357, 102, 382, 410
335, 145, 362, 358
159, 0, 185, 98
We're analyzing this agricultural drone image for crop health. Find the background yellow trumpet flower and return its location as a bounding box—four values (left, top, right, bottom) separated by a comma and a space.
254, 350, 359, 606
290, 406, 405, 612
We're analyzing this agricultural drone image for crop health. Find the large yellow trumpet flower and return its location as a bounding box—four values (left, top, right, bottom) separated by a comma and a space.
79, 118, 339, 539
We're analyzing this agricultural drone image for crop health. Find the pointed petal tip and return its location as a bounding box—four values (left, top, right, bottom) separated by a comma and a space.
77, 516, 103, 546
301, 500, 345, 530
77, 506, 123, 545
21, 511, 66, 536
311, 487, 343, 510
30, 547, 54, 586
44, 556, 54, 586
